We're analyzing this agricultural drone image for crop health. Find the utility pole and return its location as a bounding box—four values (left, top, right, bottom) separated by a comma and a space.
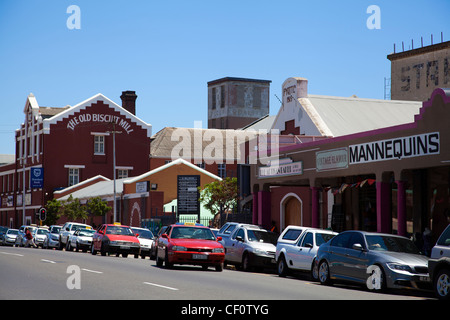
107, 121, 122, 223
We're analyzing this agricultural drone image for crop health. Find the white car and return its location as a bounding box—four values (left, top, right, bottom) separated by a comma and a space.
276, 226, 337, 280
2, 229, 19, 246
43, 225, 62, 249
67, 228, 95, 252
59, 222, 92, 250
131, 227, 154, 259
222, 225, 277, 271
429, 224, 450, 300
34, 227, 49, 247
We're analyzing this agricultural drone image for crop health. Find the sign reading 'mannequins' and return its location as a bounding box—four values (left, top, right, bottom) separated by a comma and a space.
349, 132, 440, 164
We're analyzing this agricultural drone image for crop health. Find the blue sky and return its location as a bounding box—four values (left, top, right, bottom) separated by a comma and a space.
0, 0, 449, 154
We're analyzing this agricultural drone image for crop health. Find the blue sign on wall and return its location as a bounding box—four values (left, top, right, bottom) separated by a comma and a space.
30, 167, 44, 188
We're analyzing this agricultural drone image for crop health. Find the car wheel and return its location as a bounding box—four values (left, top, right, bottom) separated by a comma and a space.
242, 253, 252, 272
277, 255, 289, 277
91, 244, 97, 255
215, 263, 224, 272
318, 260, 332, 285
311, 259, 319, 281
164, 251, 173, 269
434, 268, 450, 300
367, 264, 386, 292
100, 243, 107, 256
156, 250, 163, 267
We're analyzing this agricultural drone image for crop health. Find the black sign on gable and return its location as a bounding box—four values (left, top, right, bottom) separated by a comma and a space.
177, 175, 200, 217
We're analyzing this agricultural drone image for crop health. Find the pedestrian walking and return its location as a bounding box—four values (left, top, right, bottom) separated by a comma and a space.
24, 227, 37, 248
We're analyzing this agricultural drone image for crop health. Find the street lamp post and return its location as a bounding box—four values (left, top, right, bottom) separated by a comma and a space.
108, 121, 122, 223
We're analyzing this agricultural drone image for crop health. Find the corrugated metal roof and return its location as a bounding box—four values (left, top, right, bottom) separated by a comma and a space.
303, 95, 422, 137
57, 178, 127, 201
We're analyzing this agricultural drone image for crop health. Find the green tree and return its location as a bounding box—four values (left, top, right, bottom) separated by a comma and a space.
86, 197, 111, 223
44, 198, 64, 225
61, 195, 89, 221
198, 177, 238, 221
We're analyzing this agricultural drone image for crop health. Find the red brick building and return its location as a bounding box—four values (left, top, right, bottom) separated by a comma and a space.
0, 91, 152, 228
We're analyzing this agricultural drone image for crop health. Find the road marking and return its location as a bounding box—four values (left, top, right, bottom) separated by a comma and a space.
41, 259, 56, 264
0, 251, 24, 257
143, 282, 179, 291
82, 268, 103, 274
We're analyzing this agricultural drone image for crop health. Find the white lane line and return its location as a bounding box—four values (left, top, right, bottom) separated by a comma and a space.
0, 251, 24, 257
143, 282, 179, 291
82, 268, 103, 274
41, 259, 56, 264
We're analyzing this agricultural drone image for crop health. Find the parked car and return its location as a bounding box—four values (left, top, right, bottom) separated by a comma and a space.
131, 227, 154, 259
2, 229, 19, 246
276, 227, 337, 279
156, 223, 225, 271
34, 227, 49, 248
222, 225, 277, 271
59, 222, 92, 250
218, 222, 262, 252
91, 224, 140, 258
316, 230, 430, 292
150, 225, 168, 260
43, 225, 62, 249
428, 224, 450, 300
67, 228, 95, 252
15, 225, 38, 247
0, 226, 9, 245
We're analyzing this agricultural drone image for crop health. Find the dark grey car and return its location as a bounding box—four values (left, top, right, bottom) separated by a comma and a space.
316, 230, 430, 292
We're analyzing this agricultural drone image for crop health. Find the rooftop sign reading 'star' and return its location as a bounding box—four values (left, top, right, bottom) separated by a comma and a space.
349, 132, 440, 164
66, 113, 135, 134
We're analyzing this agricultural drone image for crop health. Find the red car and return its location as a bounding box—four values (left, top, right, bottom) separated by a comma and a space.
91, 224, 140, 258
156, 223, 225, 271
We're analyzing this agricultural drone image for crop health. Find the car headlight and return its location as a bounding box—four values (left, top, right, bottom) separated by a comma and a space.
253, 248, 268, 256
172, 246, 187, 251
212, 248, 224, 253
387, 263, 413, 273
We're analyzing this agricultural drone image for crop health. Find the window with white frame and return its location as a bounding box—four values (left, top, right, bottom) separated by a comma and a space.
68, 168, 79, 186
94, 135, 105, 154
117, 169, 129, 179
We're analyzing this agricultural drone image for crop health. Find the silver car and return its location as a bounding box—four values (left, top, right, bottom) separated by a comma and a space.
222, 225, 277, 271
316, 230, 430, 292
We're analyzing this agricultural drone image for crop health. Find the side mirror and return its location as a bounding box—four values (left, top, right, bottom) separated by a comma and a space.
216, 236, 222, 241
161, 234, 168, 239
304, 243, 313, 248
352, 243, 364, 251
98, 230, 104, 235
236, 236, 244, 242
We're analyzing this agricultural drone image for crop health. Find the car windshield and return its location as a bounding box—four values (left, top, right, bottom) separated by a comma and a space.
170, 227, 216, 240
105, 226, 134, 236
72, 225, 89, 231
51, 227, 61, 234
132, 229, 154, 239
366, 235, 421, 254
8, 230, 19, 235
316, 233, 336, 246
247, 230, 278, 245
79, 229, 95, 237
37, 229, 48, 235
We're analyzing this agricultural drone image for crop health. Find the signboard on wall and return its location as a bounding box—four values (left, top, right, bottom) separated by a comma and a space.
177, 175, 200, 216
30, 167, 44, 189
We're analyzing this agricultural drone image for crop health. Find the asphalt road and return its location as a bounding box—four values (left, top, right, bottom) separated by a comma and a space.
0, 245, 435, 302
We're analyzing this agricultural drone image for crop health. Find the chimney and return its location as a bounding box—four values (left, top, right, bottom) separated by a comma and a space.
120, 91, 137, 115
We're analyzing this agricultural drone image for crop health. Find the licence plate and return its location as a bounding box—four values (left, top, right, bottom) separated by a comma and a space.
120, 245, 130, 250
192, 254, 207, 260
420, 276, 430, 282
